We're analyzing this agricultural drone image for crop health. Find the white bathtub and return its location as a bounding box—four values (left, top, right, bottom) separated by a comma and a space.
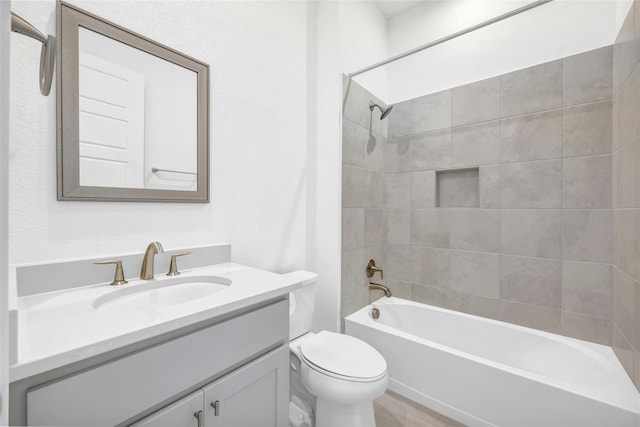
345, 297, 640, 427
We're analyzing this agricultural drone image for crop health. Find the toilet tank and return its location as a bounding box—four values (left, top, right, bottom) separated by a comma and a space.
282, 271, 318, 340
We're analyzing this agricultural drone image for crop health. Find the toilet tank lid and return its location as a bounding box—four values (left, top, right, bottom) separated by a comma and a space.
282, 270, 317, 286
299, 331, 387, 379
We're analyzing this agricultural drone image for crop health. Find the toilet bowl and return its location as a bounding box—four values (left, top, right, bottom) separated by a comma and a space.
284, 271, 388, 427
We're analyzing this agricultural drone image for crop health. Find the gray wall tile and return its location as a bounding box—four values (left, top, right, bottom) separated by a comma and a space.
411, 246, 450, 287
499, 300, 562, 334
411, 282, 452, 308
617, 64, 640, 147
502, 60, 563, 117
449, 250, 500, 298
411, 130, 452, 171
452, 76, 501, 126
613, 90, 620, 151
381, 278, 412, 301
451, 120, 501, 167
613, 2, 640, 94
612, 209, 640, 280
563, 101, 612, 157
412, 90, 452, 133
479, 165, 501, 209
342, 164, 371, 208
386, 244, 412, 282
501, 160, 562, 208
363, 131, 385, 172
342, 208, 365, 252
614, 138, 637, 208
613, 266, 639, 349
562, 260, 611, 318
384, 137, 411, 173
564, 46, 612, 106
343, 78, 385, 135
387, 209, 411, 245
388, 100, 412, 138
411, 130, 453, 171
411, 209, 451, 248
365, 208, 386, 247
563, 210, 611, 263
342, 119, 367, 168
341, 248, 367, 318
369, 171, 385, 208
411, 283, 500, 319
501, 110, 563, 162
386, 173, 411, 209
501, 210, 561, 258
450, 210, 500, 253
562, 155, 612, 209
561, 312, 611, 345
411, 171, 436, 209
500, 255, 562, 308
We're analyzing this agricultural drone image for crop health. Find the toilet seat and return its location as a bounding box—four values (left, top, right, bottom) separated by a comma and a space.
298, 331, 387, 382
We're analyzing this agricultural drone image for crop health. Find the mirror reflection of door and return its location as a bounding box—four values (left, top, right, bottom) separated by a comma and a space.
77, 26, 198, 191
78, 52, 145, 188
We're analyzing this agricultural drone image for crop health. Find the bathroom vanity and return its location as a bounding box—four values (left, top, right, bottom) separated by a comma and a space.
8, 244, 300, 426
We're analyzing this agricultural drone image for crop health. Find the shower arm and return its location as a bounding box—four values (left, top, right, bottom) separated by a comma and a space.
11, 9, 55, 96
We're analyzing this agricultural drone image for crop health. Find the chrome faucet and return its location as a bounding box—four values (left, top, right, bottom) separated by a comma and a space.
368, 282, 392, 297
140, 241, 164, 280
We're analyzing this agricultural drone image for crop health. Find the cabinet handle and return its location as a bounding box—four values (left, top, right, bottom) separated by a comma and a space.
194, 410, 204, 427
211, 400, 220, 416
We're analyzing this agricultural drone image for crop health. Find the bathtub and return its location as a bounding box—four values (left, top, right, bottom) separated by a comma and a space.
345, 297, 640, 427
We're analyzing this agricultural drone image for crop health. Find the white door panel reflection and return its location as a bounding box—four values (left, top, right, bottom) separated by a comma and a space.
79, 52, 145, 188
78, 27, 197, 191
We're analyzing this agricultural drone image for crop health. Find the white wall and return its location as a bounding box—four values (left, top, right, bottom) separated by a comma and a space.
9, 1, 309, 276
309, 0, 389, 333
1, 1, 10, 423
386, 0, 624, 102
340, 1, 389, 101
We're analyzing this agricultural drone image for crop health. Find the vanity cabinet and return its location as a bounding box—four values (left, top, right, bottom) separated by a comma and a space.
132, 390, 204, 427
21, 299, 289, 426
133, 346, 288, 427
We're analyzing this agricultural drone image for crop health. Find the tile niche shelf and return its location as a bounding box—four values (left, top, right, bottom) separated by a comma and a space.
436, 168, 480, 208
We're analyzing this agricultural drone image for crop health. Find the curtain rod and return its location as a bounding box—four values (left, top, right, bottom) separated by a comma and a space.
348, 0, 554, 78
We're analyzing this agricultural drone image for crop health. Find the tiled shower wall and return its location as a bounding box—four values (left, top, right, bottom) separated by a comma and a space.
341, 77, 388, 320
342, 45, 615, 345
612, 1, 640, 391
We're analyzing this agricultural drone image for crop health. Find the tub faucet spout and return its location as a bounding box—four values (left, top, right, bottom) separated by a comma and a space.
140, 241, 164, 280
369, 282, 391, 298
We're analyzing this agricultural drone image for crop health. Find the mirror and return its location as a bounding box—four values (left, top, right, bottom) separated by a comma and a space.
57, 1, 209, 202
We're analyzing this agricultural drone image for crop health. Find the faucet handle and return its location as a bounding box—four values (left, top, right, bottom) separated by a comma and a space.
167, 252, 191, 276
94, 259, 128, 286
366, 259, 383, 279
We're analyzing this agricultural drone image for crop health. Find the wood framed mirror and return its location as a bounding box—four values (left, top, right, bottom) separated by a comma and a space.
57, 1, 209, 202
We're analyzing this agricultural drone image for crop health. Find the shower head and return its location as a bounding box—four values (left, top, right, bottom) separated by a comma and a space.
369, 101, 393, 120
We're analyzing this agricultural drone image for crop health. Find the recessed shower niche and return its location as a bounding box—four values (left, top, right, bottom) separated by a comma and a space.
436, 168, 479, 208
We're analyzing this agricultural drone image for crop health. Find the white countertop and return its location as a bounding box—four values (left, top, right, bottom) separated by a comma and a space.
11, 262, 305, 382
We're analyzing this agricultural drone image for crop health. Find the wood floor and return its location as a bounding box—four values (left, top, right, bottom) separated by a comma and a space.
373, 390, 466, 427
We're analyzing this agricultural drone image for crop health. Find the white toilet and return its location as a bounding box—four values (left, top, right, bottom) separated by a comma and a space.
285, 271, 388, 427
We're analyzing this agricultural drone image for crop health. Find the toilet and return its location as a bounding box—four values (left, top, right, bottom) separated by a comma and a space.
284, 271, 388, 427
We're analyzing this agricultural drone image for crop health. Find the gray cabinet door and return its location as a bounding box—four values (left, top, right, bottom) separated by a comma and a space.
202, 346, 289, 427
131, 390, 204, 427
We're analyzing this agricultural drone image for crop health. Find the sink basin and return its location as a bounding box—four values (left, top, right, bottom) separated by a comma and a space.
92, 275, 232, 312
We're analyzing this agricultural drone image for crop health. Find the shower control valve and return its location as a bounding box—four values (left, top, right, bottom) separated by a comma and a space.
366, 259, 383, 279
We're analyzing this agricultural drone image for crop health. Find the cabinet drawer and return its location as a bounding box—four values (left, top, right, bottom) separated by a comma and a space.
26, 299, 288, 426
